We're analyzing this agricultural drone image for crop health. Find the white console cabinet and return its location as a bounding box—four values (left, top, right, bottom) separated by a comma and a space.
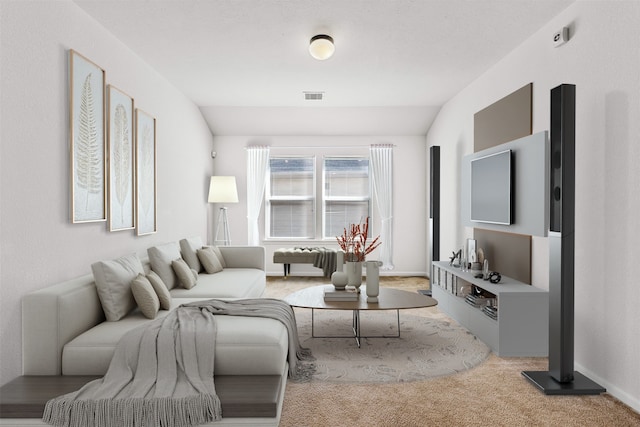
432, 261, 548, 357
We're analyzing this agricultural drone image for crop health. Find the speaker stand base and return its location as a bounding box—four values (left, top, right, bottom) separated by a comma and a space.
417, 289, 432, 297
522, 370, 605, 395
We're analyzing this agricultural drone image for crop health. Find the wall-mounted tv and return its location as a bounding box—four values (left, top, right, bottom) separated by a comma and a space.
470, 149, 513, 225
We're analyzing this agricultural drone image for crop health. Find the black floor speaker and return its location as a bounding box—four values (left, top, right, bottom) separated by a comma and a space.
424, 146, 440, 297
522, 84, 604, 395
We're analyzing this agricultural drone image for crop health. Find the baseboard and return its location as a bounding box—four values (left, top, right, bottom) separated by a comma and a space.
574, 362, 640, 414
267, 271, 428, 278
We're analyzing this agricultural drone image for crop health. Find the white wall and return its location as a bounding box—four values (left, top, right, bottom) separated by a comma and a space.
0, 1, 214, 386
426, 1, 640, 411
211, 135, 427, 277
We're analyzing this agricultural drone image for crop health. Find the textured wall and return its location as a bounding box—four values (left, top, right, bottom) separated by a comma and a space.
426, 0, 640, 412
211, 135, 427, 276
0, 1, 214, 386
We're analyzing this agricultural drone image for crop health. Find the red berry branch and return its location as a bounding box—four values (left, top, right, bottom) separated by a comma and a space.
336, 217, 381, 262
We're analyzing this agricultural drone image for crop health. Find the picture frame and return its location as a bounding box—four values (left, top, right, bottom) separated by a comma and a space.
135, 109, 157, 235
69, 50, 106, 223
107, 85, 135, 231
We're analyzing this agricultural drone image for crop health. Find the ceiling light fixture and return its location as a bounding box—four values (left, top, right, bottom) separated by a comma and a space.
309, 34, 335, 60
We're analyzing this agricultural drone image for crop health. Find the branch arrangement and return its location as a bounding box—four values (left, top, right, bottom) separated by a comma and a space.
336, 217, 381, 262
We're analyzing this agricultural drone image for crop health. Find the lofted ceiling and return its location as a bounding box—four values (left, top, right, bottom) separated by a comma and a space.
74, 0, 574, 136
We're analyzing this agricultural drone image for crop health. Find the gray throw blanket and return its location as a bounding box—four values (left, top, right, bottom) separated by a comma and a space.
295, 246, 337, 277
312, 247, 337, 278
43, 298, 315, 427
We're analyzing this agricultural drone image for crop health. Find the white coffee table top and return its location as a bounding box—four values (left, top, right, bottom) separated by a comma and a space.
283, 285, 437, 311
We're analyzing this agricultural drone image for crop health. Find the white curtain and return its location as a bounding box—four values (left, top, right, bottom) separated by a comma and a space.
370, 144, 394, 270
246, 146, 270, 245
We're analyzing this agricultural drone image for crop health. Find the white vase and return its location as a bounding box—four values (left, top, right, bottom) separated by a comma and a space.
365, 261, 382, 302
331, 250, 348, 289
346, 261, 363, 290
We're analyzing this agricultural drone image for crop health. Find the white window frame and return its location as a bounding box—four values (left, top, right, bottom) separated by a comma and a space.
265, 155, 316, 240
321, 156, 372, 240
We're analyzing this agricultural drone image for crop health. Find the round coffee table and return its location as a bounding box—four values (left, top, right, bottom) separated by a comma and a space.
283, 285, 438, 347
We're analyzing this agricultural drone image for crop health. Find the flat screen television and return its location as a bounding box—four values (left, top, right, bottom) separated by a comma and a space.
470, 149, 513, 225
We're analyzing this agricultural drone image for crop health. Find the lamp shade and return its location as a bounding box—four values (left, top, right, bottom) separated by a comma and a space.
208, 176, 239, 203
309, 34, 335, 60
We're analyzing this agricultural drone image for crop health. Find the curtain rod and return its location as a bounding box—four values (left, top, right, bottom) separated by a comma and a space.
245, 144, 395, 149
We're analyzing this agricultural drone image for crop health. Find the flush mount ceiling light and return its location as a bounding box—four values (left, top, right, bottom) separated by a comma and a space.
309, 34, 335, 60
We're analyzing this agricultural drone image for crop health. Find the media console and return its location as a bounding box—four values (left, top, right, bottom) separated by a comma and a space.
432, 261, 548, 357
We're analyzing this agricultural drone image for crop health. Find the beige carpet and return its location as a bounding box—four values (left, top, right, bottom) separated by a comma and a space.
266, 276, 640, 427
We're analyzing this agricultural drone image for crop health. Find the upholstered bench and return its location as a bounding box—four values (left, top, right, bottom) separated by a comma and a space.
273, 247, 337, 278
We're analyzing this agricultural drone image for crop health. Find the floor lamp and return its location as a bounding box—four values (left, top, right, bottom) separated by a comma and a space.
208, 176, 238, 246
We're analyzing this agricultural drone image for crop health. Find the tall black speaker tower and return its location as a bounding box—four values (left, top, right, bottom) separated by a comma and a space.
430, 146, 440, 264
420, 146, 440, 297
427, 146, 441, 296
522, 84, 604, 395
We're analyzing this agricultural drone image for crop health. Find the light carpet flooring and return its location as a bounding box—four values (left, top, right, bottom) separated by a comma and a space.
266, 275, 640, 427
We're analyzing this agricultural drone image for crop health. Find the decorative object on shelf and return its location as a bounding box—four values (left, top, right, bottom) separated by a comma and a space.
449, 249, 461, 267
467, 239, 477, 263
331, 250, 348, 290
470, 262, 482, 274
477, 247, 485, 264
365, 260, 383, 303
336, 217, 381, 290
483, 259, 490, 280
488, 271, 502, 284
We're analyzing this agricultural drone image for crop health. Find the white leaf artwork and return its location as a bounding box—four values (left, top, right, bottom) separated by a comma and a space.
70, 50, 105, 223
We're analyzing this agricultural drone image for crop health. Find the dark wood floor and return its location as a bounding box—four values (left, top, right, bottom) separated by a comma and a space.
0, 375, 282, 419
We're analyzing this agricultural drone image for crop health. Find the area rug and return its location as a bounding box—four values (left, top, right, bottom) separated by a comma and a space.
293, 308, 490, 383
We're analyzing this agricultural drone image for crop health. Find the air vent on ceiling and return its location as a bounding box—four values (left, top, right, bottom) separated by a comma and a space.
304, 91, 324, 101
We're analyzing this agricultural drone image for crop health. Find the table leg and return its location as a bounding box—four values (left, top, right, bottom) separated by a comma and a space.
309, 309, 399, 347
352, 310, 361, 348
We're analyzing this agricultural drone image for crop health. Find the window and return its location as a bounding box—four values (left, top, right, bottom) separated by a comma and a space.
266, 157, 315, 238
265, 154, 371, 240
323, 157, 370, 239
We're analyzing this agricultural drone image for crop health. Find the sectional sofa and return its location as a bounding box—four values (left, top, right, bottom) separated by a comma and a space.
20, 237, 289, 426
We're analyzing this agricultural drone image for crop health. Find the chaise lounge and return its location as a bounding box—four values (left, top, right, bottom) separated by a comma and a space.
12, 237, 291, 426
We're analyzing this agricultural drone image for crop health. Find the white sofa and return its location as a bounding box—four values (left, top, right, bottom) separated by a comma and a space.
20, 239, 289, 426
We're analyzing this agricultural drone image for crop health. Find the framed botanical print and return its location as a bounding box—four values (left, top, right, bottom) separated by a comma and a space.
135, 109, 157, 235
69, 49, 106, 223
107, 85, 135, 231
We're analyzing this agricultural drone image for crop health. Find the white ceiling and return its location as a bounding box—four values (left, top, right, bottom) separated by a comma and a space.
74, 0, 574, 135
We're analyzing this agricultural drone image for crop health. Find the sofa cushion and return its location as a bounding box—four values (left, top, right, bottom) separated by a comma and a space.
147, 242, 181, 290
91, 254, 144, 321
197, 247, 223, 274
147, 271, 171, 310
179, 236, 204, 273
172, 258, 198, 289
209, 245, 227, 268
169, 269, 265, 299
131, 274, 160, 319
62, 298, 287, 376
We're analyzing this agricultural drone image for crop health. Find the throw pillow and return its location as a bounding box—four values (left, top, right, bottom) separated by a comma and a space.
147, 242, 181, 290
205, 245, 226, 268
172, 258, 198, 289
147, 270, 172, 310
197, 247, 224, 274
131, 274, 160, 319
91, 253, 144, 321
179, 237, 204, 273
